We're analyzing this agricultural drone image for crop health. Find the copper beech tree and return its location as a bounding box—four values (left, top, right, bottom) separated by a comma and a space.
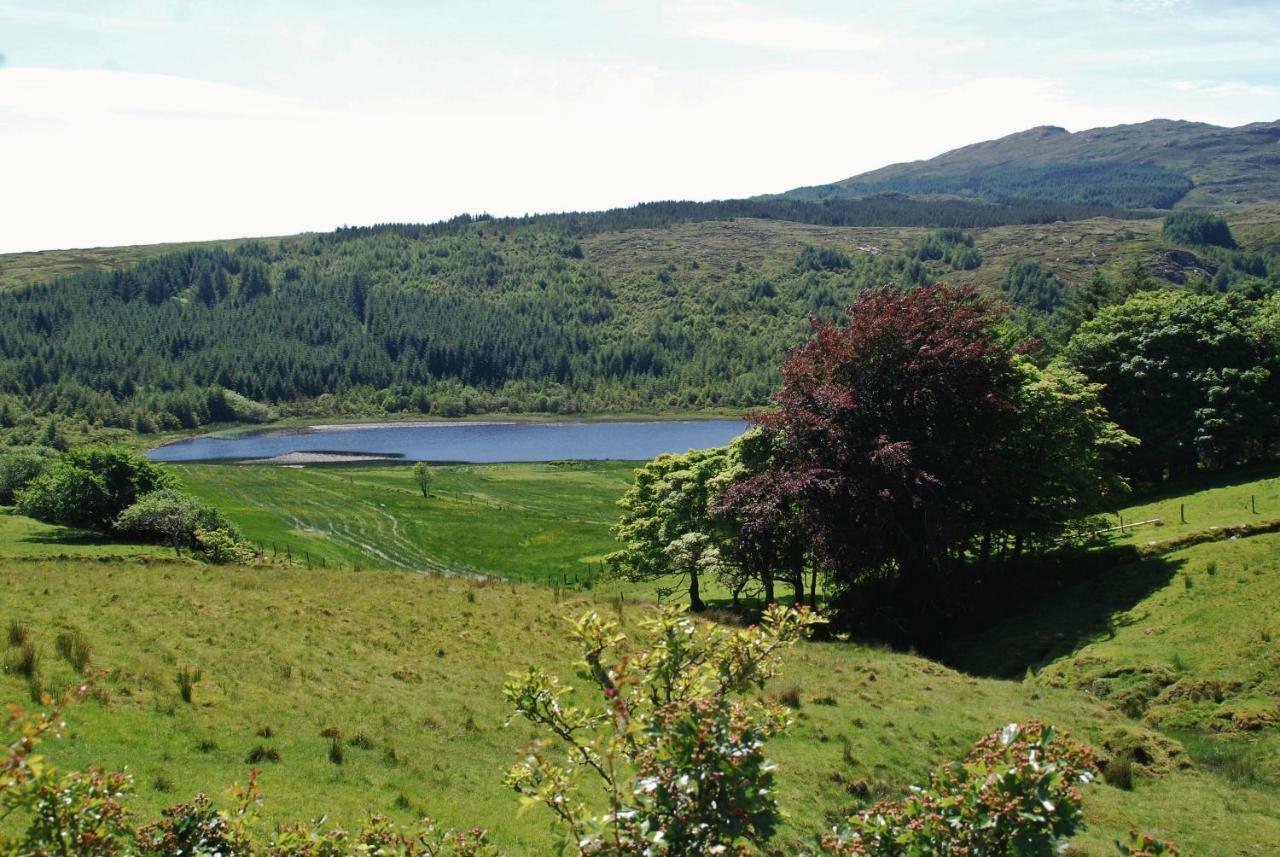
720, 285, 1131, 611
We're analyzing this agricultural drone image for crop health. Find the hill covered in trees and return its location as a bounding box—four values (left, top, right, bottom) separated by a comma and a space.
773, 119, 1280, 209
1, 195, 1278, 443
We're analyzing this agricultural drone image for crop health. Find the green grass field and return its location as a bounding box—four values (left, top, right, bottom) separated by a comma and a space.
3, 559, 1277, 854
1104, 462, 1280, 548
0, 507, 179, 563
5, 462, 1280, 852
173, 461, 635, 584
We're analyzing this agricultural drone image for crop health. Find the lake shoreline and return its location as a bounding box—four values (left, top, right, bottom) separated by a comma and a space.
145, 410, 752, 451
147, 418, 750, 465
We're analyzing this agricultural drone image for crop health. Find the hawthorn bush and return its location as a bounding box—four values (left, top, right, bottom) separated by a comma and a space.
503, 604, 822, 855
14, 446, 171, 531
813, 722, 1099, 856
114, 488, 250, 560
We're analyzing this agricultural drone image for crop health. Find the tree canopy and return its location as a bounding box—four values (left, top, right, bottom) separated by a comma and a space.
1062, 289, 1277, 478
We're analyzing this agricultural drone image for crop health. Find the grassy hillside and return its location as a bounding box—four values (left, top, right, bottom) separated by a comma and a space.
774, 119, 1280, 209
5, 463, 1280, 851
3, 557, 1279, 854
0, 509, 179, 563
0, 235, 298, 292
1102, 462, 1280, 549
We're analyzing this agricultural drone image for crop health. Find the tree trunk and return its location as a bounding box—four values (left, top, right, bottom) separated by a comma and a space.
689, 566, 705, 612
790, 565, 805, 607
977, 530, 992, 576
762, 567, 775, 605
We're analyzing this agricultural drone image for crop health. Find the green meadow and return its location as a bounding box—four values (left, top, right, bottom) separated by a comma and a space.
4, 462, 1280, 852
3, 555, 1278, 854
172, 461, 636, 584
1102, 461, 1280, 548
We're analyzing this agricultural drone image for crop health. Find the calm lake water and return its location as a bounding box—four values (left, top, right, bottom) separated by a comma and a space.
147, 419, 749, 464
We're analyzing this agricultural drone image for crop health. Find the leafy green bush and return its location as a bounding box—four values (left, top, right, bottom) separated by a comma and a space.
194, 526, 256, 564
0, 447, 55, 505
1162, 211, 1236, 248
504, 604, 821, 854
14, 447, 171, 531
1118, 830, 1181, 855
133, 792, 251, 856
815, 722, 1099, 856
14, 461, 110, 530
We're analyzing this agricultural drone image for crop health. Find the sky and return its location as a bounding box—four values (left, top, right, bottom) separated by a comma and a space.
1, 1, 1277, 253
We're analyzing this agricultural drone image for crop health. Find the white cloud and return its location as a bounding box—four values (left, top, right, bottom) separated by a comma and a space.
669, 1, 887, 52
1170, 79, 1279, 99
0, 27, 1275, 254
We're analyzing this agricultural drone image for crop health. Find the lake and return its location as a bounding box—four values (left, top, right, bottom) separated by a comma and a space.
147, 419, 749, 464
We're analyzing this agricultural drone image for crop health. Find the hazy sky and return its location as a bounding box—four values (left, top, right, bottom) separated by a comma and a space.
2, 0, 1277, 253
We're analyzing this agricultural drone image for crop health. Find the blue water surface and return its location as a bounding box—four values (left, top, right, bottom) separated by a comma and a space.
147, 419, 749, 463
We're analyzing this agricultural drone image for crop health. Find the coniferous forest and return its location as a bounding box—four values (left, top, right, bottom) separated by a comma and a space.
5, 198, 1280, 445
2, 198, 1152, 438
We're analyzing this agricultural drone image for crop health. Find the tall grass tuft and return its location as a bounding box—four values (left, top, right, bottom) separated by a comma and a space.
175, 666, 202, 704
328, 736, 344, 765
7, 619, 30, 648
5, 642, 40, 678
1104, 755, 1135, 790
246, 745, 281, 764
55, 629, 92, 673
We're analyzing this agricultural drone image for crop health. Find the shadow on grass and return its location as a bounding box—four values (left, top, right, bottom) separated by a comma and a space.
14, 525, 167, 555
17, 525, 119, 546
937, 552, 1186, 679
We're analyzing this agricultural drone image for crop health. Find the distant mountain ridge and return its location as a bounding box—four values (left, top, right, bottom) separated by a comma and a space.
772, 119, 1280, 209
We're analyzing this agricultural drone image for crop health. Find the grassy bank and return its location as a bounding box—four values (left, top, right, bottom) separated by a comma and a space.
5, 462, 1280, 851
3, 559, 1277, 853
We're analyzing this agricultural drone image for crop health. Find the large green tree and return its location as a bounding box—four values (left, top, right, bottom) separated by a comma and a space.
1062, 289, 1275, 478
607, 447, 729, 611
712, 429, 811, 607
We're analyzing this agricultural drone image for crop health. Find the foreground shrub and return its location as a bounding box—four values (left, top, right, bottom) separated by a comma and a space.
2, 689, 496, 856
269, 814, 498, 856
504, 604, 821, 855
814, 722, 1099, 856
1118, 830, 1181, 855
134, 791, 252, 856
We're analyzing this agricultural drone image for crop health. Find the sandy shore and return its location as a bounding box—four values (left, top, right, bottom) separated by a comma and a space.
240, 451, 398, 465
304, 420, 518, 432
